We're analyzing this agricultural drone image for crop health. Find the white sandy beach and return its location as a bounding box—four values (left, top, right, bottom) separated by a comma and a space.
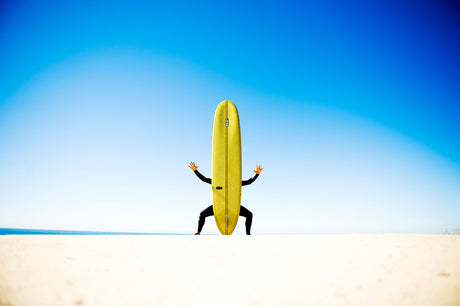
0, 234, 459, 306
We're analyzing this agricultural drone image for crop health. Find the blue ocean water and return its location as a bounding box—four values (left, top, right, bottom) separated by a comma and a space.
0, 228, 183, 235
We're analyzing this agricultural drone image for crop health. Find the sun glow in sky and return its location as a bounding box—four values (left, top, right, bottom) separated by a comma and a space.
1, 0, 459, 234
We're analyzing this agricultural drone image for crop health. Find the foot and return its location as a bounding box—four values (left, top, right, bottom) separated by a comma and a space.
194, 232, 201, 235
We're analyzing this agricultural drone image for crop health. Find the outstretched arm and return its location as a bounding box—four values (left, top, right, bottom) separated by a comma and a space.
242, 164, 263, 186
188, 161, 211, 184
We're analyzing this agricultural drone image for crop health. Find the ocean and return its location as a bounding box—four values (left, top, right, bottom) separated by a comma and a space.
0, 228, 182, 235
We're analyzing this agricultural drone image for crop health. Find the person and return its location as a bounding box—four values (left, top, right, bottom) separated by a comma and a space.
188, 161, 263, 235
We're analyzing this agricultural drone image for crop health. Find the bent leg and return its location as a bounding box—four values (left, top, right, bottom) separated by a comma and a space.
197, 205, 214, 233
239, 205, 253, 235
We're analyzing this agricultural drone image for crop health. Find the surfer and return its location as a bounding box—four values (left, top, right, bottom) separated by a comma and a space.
188, 161, 262, 235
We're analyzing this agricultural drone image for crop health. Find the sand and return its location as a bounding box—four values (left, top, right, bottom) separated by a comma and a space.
0, 234, 459, 306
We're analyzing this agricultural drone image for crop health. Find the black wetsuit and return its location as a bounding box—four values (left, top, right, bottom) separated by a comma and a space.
194, 169, 259, 235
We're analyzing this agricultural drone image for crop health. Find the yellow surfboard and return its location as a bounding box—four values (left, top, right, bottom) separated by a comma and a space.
212, 100, 242, 235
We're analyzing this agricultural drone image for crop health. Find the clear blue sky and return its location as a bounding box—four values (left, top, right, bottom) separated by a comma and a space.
1, 0, 459, 234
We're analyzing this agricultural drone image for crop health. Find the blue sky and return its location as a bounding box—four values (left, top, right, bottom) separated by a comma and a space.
0, 0, 459, 234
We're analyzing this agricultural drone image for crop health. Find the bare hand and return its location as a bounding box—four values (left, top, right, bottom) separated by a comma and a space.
253, 164, 263, 174
188, 161, 198, 171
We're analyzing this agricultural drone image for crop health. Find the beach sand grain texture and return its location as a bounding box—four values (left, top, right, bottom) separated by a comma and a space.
0, 235, 459, 306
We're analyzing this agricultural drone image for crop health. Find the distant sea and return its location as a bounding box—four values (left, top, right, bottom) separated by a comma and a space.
0, 228, 183, 235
